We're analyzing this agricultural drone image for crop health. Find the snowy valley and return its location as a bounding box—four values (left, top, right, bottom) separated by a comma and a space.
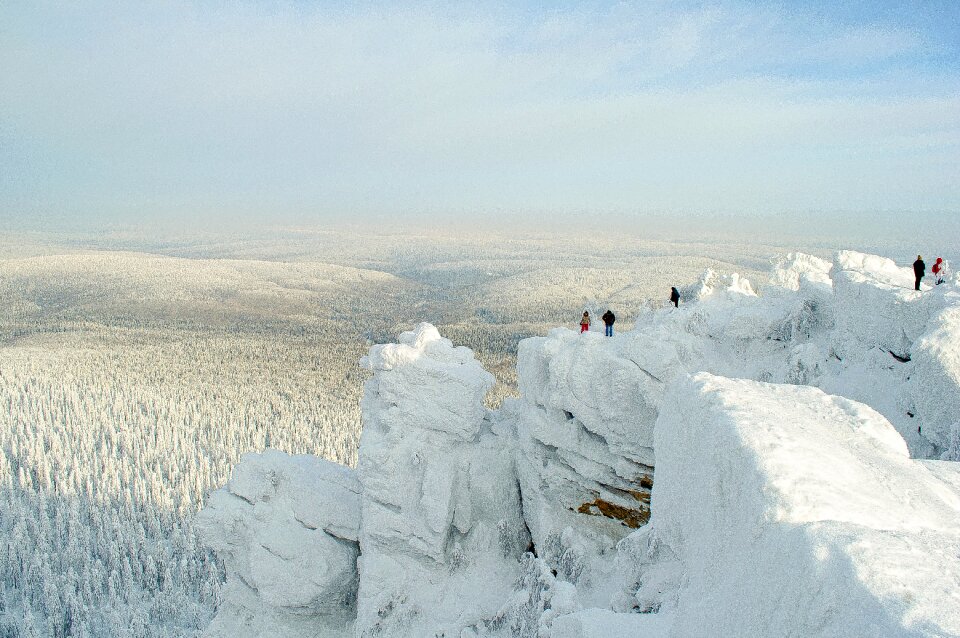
197, 249, 960, 637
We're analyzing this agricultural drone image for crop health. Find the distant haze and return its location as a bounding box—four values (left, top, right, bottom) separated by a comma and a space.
1, 1, 958, 237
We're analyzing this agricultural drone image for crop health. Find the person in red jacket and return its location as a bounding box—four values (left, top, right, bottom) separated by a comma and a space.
933, 257, 946, 285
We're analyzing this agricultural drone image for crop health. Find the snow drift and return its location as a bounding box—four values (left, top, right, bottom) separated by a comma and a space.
630, 373, 960, 637
198, 250, 960, 637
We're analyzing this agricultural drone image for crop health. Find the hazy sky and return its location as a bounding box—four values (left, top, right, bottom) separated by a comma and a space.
1, 1, 958, 232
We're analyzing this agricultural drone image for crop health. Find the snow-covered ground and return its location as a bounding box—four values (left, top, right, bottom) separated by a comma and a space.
198, 249, 960, 637
640, 374, 960, 637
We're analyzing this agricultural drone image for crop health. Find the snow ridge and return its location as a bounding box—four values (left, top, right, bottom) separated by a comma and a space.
198, 251, 960, 637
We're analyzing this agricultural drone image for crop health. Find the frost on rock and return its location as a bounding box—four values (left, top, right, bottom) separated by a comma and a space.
831, 251, 945, 361
195, 449, 360, 638
356, 323, 529, 637
907, 305, 960, 455
641, 373, 960, 638
469, 553, 581, 638
944, 421, 960, 462
509, 263, 833, 594
770, 252, 833, 292
819, 251, 960, 456
514, 329, 658, 599
193, 250, 960, 638
360, 322, 492, 441
767, 253, 835, 347
611, 526, 681, 616
681, 268, 757, 302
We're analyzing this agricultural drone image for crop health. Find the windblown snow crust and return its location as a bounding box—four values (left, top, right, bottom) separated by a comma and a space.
198, 251, 960, 637
636, 374, 960, 637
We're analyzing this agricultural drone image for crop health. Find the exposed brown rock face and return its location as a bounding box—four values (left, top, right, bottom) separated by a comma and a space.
514, 328, 663, 584
576, 478, 653, 529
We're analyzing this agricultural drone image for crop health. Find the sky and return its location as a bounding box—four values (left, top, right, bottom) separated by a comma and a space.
1, 1, 958, 235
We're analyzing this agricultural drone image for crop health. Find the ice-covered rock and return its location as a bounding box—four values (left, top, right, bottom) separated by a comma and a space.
195, 449, 361, 638
356, 323, 529, 637
832, 251, 946, 360
469, 553, 582, 637
680, 267, 757, 302
816, 251, 960, 455
944, 422, 960, 462
766, 253, 835, 348
360, 322, 492, 441
510, 259, 838, 593
770, 252, 833, 292
906, 304, 960, 455
514, 329, 659, 600
517, 329, 662, 465
195, 250, 960, 638
630, 373, 960, 637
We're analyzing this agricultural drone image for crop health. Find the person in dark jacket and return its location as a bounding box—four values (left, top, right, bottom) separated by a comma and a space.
913, 255, 925, 291
670, 287, 680, 308
601, 310, 615, 337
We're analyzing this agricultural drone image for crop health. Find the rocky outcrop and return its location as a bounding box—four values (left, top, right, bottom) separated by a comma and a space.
510, 328, 662, 597
831, 251, 945, 360
195, 449, 360, 638
355, 323, 530, 637
621, 373, 960, 638
195, 250, 960, 638
907, 306, 960, 455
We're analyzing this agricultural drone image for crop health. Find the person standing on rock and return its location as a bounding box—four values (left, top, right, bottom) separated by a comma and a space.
913, 255, 926, 291
580, 311, 591, 333
933, 257, 947, 285
602, 310, 615, 337
670, 287, 680, 308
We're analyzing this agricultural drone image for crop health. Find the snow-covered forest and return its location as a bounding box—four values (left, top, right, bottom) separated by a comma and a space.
0, 229, 808, 636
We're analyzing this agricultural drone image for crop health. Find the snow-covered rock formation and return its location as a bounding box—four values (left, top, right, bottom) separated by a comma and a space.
195, 450, 360, 637
199, 250, 960, 637
512, 329, 657, 607
354, 323, 529, 636
831, 251, 946, 361
615, 373, 960, 637
905, 305, 960, 455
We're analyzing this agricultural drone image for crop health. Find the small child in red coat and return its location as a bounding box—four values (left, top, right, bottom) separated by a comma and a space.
933, 257, 948, 285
